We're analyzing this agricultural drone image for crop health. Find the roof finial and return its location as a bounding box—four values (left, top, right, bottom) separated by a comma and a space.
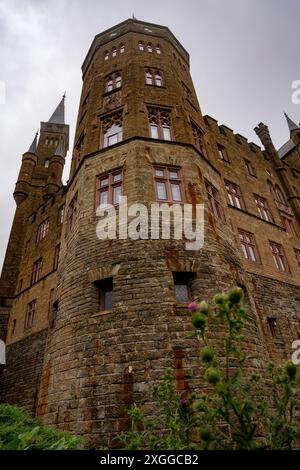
132, 12, 137, 20
284, 111, 299, 133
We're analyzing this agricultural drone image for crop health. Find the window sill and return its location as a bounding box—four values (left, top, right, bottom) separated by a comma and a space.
91, 309, 113, 317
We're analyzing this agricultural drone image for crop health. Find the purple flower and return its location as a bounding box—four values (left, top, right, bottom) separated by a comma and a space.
179, 397, 186, 406
188, 302, 200, 312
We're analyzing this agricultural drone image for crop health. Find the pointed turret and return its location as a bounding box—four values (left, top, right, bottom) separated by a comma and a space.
48, 94, 66, 125
27, 131, 38, 154
284, 112, 299, 133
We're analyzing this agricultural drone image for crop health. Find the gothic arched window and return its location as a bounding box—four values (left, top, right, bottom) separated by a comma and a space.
148, 108, 172, 141
112, 46, 117, 58
104, 50, 109, 61
147, 43, 153, 53
102, 111, 123, 148
120, 43, 125, 54
156, 44, 161, 54
105, 72, 122, 92
139, 41, 145, 51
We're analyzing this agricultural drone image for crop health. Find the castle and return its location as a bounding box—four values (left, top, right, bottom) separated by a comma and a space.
0, 18, 300, 447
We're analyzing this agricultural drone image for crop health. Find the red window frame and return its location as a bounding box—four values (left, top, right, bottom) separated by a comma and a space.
283, 217, 296, 236
153, 166, 183, 203
269, 241, 289, 272
255, 195, 273, 222
37, 219, 49, 242
148, 108, 172, 141
96, 169, 123, 209
67, 193, 78, 234
225, 180, 244, 209
205, 180, 224, 221
24, 300, 36, 330
238, 229, 259, 262
31, 258, 42, 285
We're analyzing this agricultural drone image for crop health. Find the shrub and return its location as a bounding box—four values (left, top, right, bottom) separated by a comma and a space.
0, 404, 82, 450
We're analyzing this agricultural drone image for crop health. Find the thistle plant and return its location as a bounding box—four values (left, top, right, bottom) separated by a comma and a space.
118, 288, 300, 450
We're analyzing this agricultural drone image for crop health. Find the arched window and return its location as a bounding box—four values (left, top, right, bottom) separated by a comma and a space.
120, 43, 125, 54
105, 72, 122, 92
146, 69, 153, 85
112, 47, 117, 57
45, 137, 49, 145
106, 76, 113, 92
148, 108, 172, 141
147, 43, 153, 53
139, 41, 145, 51
50, 138, 53, 146
104, 50, 109, 61
156, 44, 161, 54
102, 111, 123, 148
274, 185, 286, 205
45, 159, 50, 168
155, 70, 162, 87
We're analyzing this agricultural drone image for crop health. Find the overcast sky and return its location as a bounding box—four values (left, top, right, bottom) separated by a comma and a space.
0, 0, 299, 270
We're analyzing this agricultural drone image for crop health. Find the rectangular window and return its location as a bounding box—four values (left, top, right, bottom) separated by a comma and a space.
173, 272, 195, 304
96, 170, 122, 208
217, 144, 229, 162
58, 205, 65, 225
269, 241, 289, 272
294, 248, 300, 268
67, 193, 78, 234
245, 159, 256, 176
205, 180, 224, 221
31, 258, 42, 285
238, 229, 258, 262
282, 217, 296, 236
154, 166, 183, 202
102, 111, 123, 148
267, 317, 278, 338
225, 181, 244, 209
148, 108, 172, 141
95, 278, 113, 311
37, 219, 49, 242
255, 195, 273, 222
53, 244, 60, 270
24, 300, 36, 330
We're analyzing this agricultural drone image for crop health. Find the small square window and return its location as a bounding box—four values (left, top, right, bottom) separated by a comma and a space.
173, 272, 195, 304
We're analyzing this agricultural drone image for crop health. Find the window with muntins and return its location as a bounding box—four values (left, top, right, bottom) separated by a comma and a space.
148, 108, 172, 141
238, 229, 258, 262
192, 123, 206, 155
106, 72, 122, 92
96, 170, 122, 208
255, 195, 273, 222
37, 219, 49, 242
145, 69, 163, 86
31, 258, 42, 285
245, 159, 256, 176
225, 181, 244, 209
205, 180, 224, 221
25, 300, 36, 330
269, 241, 289, 272
154, 166, 183, 202
217, 144, 229, 162
102, 111, 123, 148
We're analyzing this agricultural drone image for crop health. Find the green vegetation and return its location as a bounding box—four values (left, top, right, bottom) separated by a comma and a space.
0, 404, 82, 450
118, 288, 300, 450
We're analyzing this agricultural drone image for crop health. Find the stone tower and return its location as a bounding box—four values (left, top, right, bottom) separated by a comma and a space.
1, 19, 300, 448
